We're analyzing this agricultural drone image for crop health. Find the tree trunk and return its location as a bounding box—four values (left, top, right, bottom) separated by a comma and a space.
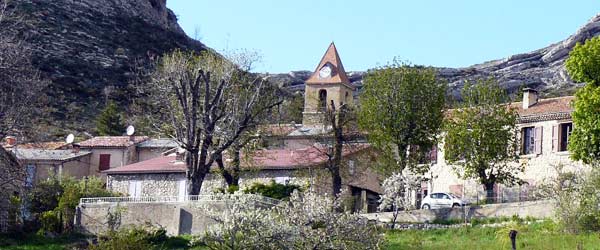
484, 182, 495, 204
188, 172, 205, 195
330, 166, 342, 197
215, 152, 236, 187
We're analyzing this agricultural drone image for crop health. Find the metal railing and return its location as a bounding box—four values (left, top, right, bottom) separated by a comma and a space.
79, 194, 280, 206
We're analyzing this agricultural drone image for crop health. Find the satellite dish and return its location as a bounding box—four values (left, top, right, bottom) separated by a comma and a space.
65, 134, 75, 144
126, 125, 135, 136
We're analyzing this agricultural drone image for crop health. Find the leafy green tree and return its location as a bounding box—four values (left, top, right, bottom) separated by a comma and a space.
96, 101, 125, 136
358, 61, 446, 174
566, 36, 600, 87
568, 85, 600, 165
444, 79, 522, 202
566, 37, 600, 165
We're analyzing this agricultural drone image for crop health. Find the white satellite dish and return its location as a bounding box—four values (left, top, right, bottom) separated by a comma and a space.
126, 125, 135, 136
65, 134, 75, 144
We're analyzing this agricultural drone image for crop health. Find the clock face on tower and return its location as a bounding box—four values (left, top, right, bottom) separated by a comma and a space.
319, 65, 332, 78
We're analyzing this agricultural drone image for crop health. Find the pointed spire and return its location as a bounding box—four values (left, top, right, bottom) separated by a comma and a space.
305, 42, 353, 88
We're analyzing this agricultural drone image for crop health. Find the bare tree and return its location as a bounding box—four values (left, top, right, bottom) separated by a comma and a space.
139, 50, 282, 195
0, 0, 47, 141
310, 101, 360, 197
0, 1, 47, 227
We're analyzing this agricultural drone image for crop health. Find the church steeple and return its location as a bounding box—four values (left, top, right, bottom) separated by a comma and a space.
302, 43, 355, 126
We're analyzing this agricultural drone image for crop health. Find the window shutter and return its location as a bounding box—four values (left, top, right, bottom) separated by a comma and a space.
552, 125, 559, 152
534, 127, 543, 155
99, 154, 111, 171
430, 145, 438, 164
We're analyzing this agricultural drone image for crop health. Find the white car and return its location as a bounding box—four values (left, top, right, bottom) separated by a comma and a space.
421, 192, 467, 209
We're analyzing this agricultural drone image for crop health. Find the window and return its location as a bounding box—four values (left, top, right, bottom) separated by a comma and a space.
275, 177, 291, 184
522, 127, 535, 154
522, 126, 542, 155
348, 160, 356, 175
128, 180, 142, 198
25, 165, 36, 187
553, 122, 573, 152
99, 154, 111, 171
318, 89, 327, 111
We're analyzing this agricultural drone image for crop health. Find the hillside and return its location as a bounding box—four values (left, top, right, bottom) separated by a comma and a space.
12, 0, 207, 136
269, 14, 600, 98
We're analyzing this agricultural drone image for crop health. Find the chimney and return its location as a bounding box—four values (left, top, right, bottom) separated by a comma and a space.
4, 136, 16, 147
522, 88, 538, 109
71, 143, 81, 154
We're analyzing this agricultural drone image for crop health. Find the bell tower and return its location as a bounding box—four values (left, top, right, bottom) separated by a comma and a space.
302, 42, 355, 126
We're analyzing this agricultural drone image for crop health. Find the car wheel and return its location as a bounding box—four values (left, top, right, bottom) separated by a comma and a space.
422, 204, 430, 209
452, 203, 460, 208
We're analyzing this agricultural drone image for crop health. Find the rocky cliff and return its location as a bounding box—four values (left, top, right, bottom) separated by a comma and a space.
13, 0, 207, 135
269, 14, 600, 98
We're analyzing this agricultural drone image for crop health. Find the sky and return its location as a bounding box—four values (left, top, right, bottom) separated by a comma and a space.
167, 0, 599, 73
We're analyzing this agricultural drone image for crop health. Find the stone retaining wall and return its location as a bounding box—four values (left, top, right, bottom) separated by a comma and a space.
362, 200, 555, 224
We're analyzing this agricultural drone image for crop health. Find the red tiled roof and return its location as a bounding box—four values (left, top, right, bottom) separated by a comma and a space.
258, 124, 299, 137
103, 155, 185, 174
104, 144, 371, 174
79, 136, 149, 148
305, 42, 354, 89
246, 144, 370, 170
511, 96, 574, 117
445, 96, 574, 123
16, 141, 69, 150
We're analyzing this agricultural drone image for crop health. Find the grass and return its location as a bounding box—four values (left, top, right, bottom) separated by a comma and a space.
0, 233, 205, 250
384, 221, 600, 250
0, 233, 88, 250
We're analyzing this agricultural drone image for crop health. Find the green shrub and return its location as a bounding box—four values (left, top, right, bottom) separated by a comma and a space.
90, 225, 168, 250
38, 210, 62, 235
242, 180, 302, 200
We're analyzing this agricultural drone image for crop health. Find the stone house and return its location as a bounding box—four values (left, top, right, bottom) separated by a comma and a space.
12, 148, 93, 186
136, 138, 179, 162
104, 144, 382, 212
426, 89, 582, 203
79, 136, 149, 178
0, 146, 22, 232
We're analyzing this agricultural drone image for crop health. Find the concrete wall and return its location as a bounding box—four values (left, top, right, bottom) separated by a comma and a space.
137, 147, 170, 162
24, 155, 92, 184
87, 148, 136, 178
363, 200, 555, 224
428, 118, 586, 202
76, 200, 272, 236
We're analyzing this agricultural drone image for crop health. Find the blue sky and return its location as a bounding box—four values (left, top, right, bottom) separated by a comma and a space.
167, 1, 598, 73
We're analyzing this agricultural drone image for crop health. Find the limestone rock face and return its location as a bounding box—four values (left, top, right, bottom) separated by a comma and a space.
12, 0, 207, 134
272, 14, 600, 99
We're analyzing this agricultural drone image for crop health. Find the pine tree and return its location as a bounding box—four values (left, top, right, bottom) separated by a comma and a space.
95, 101, 125, 136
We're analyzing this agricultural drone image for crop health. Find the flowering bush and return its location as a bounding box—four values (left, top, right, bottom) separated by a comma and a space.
199, 190, 382, 249
378, 172, 421, 228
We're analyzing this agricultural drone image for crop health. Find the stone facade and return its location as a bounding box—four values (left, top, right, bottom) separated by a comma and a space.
428, 117, 585, 203
107, 173, 185, 197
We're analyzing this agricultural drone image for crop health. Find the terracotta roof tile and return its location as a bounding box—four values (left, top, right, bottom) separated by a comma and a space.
511, 96, 574, 122
104, 144, 372, 174
16, 142, 69, 150
79, 136, 149, 148
305, 42, 355, 89
445, 96, 574, 123
103, 155, 185, 174
13, 149, 91, 161
258, 124, 299, 137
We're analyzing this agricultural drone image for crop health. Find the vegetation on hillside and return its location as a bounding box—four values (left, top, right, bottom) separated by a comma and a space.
95, 101, 126, 136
